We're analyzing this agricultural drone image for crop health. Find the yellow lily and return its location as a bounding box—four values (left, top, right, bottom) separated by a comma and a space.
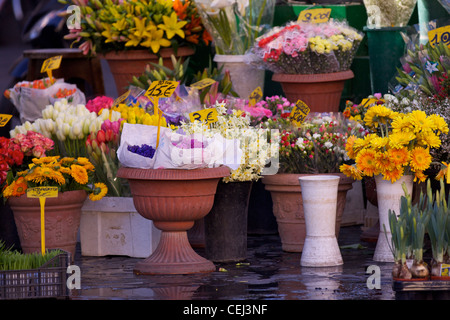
101, 23, 118, 43
125, 17, 151, 47
158, 12, 187, 39
112, 17, 128, 32
141, 25, 171, 53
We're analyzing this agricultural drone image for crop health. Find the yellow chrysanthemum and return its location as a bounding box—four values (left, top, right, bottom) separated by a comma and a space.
369, 136, 389, 150
388, 147, 410, 168
355, 148, 379, 177
70, 165, 88, 185
416, 131, 442, 148
410, 147, 432, 172
345, 135, 358, 159
364, 105, 397, 128
388, 131, 416, 149
32, 156, 60, 165
340, 163, 363, 180
428, 114, 449, 135
89, 182, 108, 201
391, 114, 413, 134
408, 110, 434, 133
25, 166, 66, 185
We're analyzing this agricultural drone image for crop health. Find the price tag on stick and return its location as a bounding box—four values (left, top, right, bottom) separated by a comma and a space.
40, 55, 62, 84
145, 80, 179, 148
27, 187, 59, 255
0, 114, 13, 127
189, 108, 219, 125
290, 100, 310, 126
249, 87, 263, 106
428, 25, 450, 48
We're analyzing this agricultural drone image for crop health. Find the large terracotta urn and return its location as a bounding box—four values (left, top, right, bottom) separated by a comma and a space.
117, 166, 230, 275
101, 47, 195, 94
262, 173, 353, 252
8, 190, 87, 260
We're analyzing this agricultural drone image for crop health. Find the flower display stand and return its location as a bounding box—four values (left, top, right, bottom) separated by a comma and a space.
117, 166, 230, 275
299, 175, 343, 267
80, 197, 161, 258
373, 175, 414, 262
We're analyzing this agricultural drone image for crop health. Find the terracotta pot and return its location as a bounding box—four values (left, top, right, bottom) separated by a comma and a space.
262, 173, 353, 252
101, 47, 195, 94
117, 166, 230, 275
8, 190, 87, 259
272, 70, 354, 113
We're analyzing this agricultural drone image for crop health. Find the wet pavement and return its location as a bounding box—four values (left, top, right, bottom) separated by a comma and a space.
69, 225, 397, 301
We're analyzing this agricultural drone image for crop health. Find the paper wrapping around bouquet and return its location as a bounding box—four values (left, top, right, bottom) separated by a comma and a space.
8, 79, 86, 123
118, 123, 243, 170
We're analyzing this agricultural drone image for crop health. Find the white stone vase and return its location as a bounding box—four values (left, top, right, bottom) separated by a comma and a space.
213, 54, 265, 100
298, 175, 343, 267
80, 197, 161, 258
373, 174, 414, 262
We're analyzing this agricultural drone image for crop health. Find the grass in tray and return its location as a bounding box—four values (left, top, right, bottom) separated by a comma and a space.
0, 241, 63, 271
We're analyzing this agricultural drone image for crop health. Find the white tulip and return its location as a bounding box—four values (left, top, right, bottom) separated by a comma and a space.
210, 0, 234, 9
45, 119, 55, 133
63, 123, 71, 137
72, 122, 83, 137
23, 121, 33, 131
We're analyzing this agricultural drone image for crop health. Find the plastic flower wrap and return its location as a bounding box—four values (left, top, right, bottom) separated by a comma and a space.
263, 112, 367, 174
245, 20, 363, 74
363, 0, 417, 28
62, 0, 210, 55
2, 156, 107, 202
194, 0, 276, 55
439, 0, 450, 13
180, 101, 273, 182
340, 105, 449, 183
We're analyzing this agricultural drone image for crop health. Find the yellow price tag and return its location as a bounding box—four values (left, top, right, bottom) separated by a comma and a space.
40, 55, 62, 73
441, 264, 450, 277
27, 186, 59, 198
0, 114, 13, 127
145, 80, 179, 99
189, 108, 219, 125
190, 78, 216, 90
249, 87, 263, 106
113, 90, 130, 107
428, 25, 450, 48
27, 187, 59, 255
298, 8, 332, 24
290, 100, 310, 126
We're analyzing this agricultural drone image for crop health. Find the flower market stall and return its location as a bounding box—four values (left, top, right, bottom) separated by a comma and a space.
4, 0, 450, 300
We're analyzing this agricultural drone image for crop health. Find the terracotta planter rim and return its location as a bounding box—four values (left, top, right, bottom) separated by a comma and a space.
8, 189, 87, 206
117, 166, 230, 181
99, 46, 195, 60
262, 172, 353, 185
272, 70, 354, 83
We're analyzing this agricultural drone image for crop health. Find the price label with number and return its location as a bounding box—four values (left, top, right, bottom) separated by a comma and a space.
0, 114, 12, 127
298, 8, 332, 24
249, 87, 263, 106
189, 108, 219, 125
145, 80, 179, 98
113, 90, 130, 107
441, 264, 450, 277
190, 78, 216, 90
40, 55, 62, 73
428, 25, 450, 48
290, 100, 310, 126
360, 98, 381, 108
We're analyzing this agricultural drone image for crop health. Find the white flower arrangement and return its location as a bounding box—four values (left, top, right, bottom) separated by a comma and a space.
180, 101, 273, 182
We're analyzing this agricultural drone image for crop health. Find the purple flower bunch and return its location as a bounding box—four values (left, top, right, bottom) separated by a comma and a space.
127, 144, 156, 159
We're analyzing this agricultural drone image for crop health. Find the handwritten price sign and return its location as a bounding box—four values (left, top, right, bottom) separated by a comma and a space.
40, 55, 62, 73
249, 87, 263, 106
298, 8, 331, 24
145, 80, 179, 98
428, 25, 450, 48
190, 78, 216, 90
189, 108, 219, 125
0, 114, 13, 127
290, 100, 310, 126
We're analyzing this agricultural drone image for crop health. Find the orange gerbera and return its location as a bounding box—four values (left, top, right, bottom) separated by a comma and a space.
382, 165, 404, 183
388, 147, 410, 168
345, 135, 357, 159
410, 147, 432, 172
339, 163, 362, 180
70, 164, 88, 185
413, 170, 427, 183
355, 148, 378, 177
11, 177, 27, 197
374, 151, 395, 172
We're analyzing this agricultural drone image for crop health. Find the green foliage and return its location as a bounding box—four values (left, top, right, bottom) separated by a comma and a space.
0, 242, 63, 271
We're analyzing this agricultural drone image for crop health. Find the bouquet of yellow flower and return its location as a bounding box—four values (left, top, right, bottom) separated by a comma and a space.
340, 105, 449, 183
62, 0, 210, 55
2, 156, 108, 201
